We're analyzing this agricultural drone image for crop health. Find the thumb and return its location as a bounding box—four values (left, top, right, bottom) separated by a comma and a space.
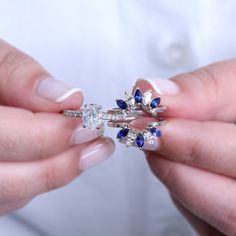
0, 39, 83, 112
135, 59, 236, 122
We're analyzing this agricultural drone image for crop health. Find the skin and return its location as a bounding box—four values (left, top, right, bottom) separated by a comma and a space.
0, 40, 113, 215
134, 60, 236, 236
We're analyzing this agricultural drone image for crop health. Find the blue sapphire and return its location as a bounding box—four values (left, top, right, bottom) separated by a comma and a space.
136, 133, 144, 148
116, 99, 128, 109
150, 127, 162, 137
150, 97, 161, 108
134, 89, 143, 103
117, 128, 129, 139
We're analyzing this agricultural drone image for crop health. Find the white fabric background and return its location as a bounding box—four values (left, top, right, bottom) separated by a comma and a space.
0, 0, 235, 235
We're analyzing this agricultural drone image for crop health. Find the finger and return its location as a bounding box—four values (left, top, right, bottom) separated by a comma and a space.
0, 137, 115, 201
134, 59, 236, 122
0, 199, 31, 216
131, 117, 236, 178
0, 39, 83, 112
0, 106, 104, 161
146, 154, 236, 235
171, 196, 225, 236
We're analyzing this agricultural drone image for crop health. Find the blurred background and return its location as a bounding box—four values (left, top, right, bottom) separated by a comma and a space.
0, 0, 235, 235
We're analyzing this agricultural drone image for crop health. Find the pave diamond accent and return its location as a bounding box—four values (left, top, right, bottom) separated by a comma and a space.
82, 104, 103, 130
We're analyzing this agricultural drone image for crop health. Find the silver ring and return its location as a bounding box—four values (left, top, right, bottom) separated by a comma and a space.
63, 104, 144, 130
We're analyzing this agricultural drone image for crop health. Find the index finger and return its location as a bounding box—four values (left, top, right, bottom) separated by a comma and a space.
0, 39, 83, 112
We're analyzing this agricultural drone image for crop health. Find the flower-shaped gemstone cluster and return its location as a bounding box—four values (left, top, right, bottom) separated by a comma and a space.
116, 88, 165, 117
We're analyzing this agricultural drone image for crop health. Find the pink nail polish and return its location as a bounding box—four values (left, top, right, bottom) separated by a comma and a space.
71, 125, 104, 145
136, 78, 180, 95
79, 138, 115, 171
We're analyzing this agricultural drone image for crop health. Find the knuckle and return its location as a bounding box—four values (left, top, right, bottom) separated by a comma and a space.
41, 161, 59, 192
29, 121, 45, 161
186, 137, 202, 166
0, 176, 29, 201
223, 204, 236, 235
0, 50, 31, 81
189, 67, 219, 113
161, 164, 179, 189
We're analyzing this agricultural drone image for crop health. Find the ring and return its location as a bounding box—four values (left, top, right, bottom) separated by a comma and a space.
115, 121, 163, 148
63, 87, 166, 149
63, 104, 143, 130
115, 88, 166, 117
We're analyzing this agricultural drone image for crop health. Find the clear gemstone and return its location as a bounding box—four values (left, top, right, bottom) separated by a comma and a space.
143, 131, 155, 145
142, 90, 152, 105
82, 104, 103, 130
126, 130, 137, 147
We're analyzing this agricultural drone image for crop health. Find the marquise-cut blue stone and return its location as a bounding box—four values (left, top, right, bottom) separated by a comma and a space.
150, 97, 161, 108
116, 99, 128, 109
136, 133, 144, 148
150, 127, 162, 137
117, 128, 129, 139
134, 89, 143, 103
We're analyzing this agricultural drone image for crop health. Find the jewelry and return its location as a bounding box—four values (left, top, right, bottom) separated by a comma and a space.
115, 88, 166, 117
63, 104, 142, 130
63, 87, 166, 148
115, 121, 163, 149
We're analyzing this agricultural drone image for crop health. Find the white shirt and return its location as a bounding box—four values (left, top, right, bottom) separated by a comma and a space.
0, 0, 235, 235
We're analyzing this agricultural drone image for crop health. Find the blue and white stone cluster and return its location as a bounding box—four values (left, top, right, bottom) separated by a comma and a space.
115, 88, 164, 148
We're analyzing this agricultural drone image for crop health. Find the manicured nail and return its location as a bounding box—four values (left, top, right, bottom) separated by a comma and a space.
136, 78, 180, 95
71, 125, 104, 145
36, 76, 82, 103
79, 138, 115, 171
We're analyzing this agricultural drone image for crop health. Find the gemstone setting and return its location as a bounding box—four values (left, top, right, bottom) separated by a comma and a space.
82, 104, 103, 130
136, 133, 145, 148
150, 127, 162, 137
116, 99, 128, 109
150, 97, 161, 109
117, 128, 129, 139
134, 88, 143, 103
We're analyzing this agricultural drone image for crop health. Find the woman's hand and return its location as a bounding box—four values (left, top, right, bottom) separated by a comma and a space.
0, 40, 115, 215
133, 60, 236, 235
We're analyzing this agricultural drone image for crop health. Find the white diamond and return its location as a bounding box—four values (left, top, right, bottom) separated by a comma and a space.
82, 104, 103, 130
126, 130, 137, 147
142, 90, 152, 105
143, 131, 155, 145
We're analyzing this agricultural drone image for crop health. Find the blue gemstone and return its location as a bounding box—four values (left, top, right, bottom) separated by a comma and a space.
136, 133, 144, 148
117, 128, 129, 139
116, 99, 128, 109
150, 97, 161, 108
150, 127, 162, 137
134, 89, 143, 103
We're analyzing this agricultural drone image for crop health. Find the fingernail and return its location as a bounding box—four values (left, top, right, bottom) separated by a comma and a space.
71, 125, 104, 145
36, 76, 82, 103
136, 78, 180, 95
79, 138, 115, 171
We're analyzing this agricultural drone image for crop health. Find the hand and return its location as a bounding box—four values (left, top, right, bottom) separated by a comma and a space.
0, 40, 115, 215
133, 60, 236, 236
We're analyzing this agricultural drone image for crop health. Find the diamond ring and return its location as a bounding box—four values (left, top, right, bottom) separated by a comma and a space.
63, 104, 143, 130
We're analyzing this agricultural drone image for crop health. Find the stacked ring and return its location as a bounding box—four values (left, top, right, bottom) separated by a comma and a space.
63, 87, 166, 149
